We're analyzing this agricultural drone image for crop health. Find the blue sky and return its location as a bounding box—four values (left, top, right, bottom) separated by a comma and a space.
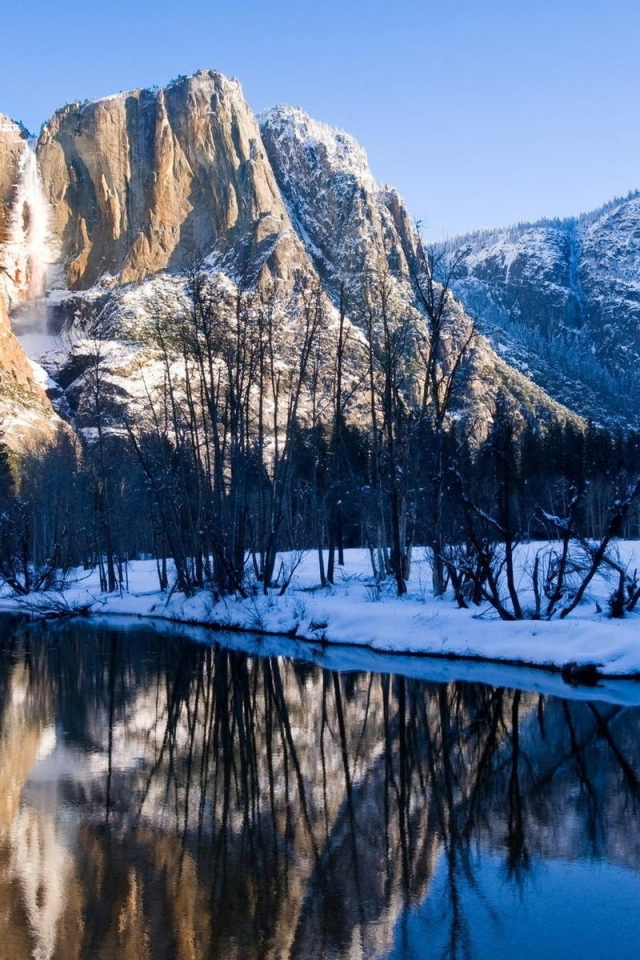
3, 0, 639, 238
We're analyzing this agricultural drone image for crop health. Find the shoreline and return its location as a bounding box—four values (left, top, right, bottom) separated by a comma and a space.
1, 545, 640, 682
4, 605, 640, 709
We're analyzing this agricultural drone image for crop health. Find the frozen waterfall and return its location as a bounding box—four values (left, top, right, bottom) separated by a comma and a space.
4, 139, 54, 329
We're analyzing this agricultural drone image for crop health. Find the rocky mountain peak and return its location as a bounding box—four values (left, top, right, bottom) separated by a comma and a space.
260, 105, 423, 297
36, 71, 309, 290
0, 69, 591, 448
260, 105, 380, 192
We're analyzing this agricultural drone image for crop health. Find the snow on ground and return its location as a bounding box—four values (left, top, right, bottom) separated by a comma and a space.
1, 544, 640, 680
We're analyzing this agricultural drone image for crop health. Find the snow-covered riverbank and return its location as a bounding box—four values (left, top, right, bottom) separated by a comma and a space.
2, 545, 640, 677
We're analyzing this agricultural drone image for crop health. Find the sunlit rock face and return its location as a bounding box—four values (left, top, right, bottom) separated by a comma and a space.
0, 290, 50, 426
30, 77, 578, 438
38, 79, 426, 298
0, 72, 584, 450
37, 71, 311, 289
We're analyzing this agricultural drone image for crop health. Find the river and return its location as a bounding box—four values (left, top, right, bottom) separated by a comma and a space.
0, 615, 638, 959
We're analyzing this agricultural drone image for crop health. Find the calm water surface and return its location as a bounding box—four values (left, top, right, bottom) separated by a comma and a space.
0, 615, 639, 960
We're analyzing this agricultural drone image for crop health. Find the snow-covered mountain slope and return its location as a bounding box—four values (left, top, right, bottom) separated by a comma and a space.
450, 193, 640, 427
260, 106, 423, 296
1, 72, 585, 446
257, 104, 582, 434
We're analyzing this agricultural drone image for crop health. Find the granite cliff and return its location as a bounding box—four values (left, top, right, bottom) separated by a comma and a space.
37, 71, 309, 289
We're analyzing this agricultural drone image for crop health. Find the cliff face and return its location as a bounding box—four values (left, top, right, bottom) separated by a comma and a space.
0, 112, 31, 307
0, 290, 60, 450
37, 83, 428, 297
0, 115, 58, 448
0, 114, 27, 246
0, 292, 54, 444
37, 71, 309, 289
260, 106, 424, 296
451, 195, 640, 426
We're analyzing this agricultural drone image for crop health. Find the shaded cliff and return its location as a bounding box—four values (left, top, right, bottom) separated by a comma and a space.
260, 106, 424, 295
0, 115, 27, 248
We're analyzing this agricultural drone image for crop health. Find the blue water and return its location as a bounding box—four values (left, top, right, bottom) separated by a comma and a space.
0, 615, 639, 960
387, 855, 640, 959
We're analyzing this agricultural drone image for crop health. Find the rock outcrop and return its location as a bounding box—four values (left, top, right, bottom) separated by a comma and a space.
0, 114, 27, 246
260, 106, 424, 295
0, 292, 56, 446
0, 290, 60, 450
37, 71, 311, 289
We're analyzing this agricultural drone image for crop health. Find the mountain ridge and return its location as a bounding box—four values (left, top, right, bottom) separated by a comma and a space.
448, 191, 640, 427
0, 69, 611, 449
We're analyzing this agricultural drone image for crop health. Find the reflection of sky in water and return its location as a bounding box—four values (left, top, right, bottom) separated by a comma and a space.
386, 854, 640, 960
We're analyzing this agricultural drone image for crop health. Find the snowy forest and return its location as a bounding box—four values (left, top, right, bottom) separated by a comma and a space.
2, 260, 640, 624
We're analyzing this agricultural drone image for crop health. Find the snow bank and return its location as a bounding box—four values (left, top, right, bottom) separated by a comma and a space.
1, 544, 640, 680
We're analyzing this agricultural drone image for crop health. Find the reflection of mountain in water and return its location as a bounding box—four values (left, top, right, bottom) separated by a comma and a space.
0, 618, 638, 960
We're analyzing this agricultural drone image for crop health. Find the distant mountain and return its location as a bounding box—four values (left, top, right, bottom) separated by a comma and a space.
449, 193, 640, 428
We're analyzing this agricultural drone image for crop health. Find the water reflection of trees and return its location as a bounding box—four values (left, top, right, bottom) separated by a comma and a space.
0, 620, 639, 960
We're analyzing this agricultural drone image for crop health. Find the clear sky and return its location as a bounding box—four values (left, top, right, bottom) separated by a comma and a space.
3, 0, 639, 239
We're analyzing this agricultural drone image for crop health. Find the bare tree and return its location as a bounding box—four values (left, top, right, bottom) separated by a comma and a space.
413, 244, 476, 596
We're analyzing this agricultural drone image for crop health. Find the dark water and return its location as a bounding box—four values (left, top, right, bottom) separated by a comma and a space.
0, 616, 639, 960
